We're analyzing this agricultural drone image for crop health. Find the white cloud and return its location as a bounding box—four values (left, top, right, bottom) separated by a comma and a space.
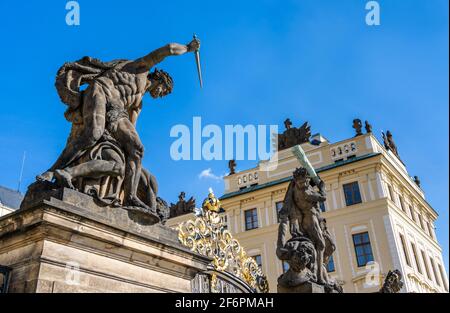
198, 168, 223, 181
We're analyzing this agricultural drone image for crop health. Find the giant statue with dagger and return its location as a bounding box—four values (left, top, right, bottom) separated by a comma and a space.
21, 36, 203, 225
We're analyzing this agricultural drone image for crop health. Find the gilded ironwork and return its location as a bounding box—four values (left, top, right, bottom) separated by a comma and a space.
177, 190, 269, 293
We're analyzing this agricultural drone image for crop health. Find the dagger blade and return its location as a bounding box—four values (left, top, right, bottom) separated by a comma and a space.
193, 34, 203, 88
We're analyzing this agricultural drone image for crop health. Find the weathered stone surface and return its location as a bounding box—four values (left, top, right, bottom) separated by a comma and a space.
276, 165, 342, 293
0, 188, 210, 293
277, 281, 325, 293
23, 38, 202, 225
169, 192, 195, 218
277, 118, 312, 151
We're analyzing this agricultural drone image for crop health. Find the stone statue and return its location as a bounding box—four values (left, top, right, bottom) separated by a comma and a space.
365, 120, 372, 133
169, 192, 196, 218
414, 176, 421, 188
379, 269, 403, 293
352, 119, 363, 136
228, 159, 236, 175
278, 119, 311, 151
276, 168, 342, 293
382, 130, 400, 159
21, 37, 201, 225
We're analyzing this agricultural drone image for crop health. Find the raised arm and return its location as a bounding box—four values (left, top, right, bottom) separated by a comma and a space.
133, 38, 200, 70
305, 189, 327, 203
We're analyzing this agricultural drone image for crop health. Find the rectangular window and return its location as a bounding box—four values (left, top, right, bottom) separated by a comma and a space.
421, 250, 432, 281
343, 182, 362, 206
319, 201, 326, 213
327, 255, 335, 272
410, 206, 417, 222
399, 196, 406, 212
388, 185, 395, 202
282, 261, 289, 273
424, 221, 430, 236
352, 232, 374, 267
244, 208, 258, 231
275, 201, 284, 223
410, 243, 422, 274
418, 212, 425, 230
252, 255, 262, 269
427, 222, 434, 238
429, 257, 441, 286
399, 234, 411, 267
438, 264, 449, 292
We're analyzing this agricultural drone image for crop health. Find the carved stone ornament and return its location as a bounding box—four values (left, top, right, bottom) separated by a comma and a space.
353, 119, 363, 136
228, 159, 237, 175
379, 269, 404, 293
277, 118, 312, 151
365, 120, 373, 133
20, 38, 202, 225
276, 167, 342, 293
169, 192, 196, 218
382, 130, 400, 159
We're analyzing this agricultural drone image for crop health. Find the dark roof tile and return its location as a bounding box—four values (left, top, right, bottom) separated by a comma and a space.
0, 185, 24, 210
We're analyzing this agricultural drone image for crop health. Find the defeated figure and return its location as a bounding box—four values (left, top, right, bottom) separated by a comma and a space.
276, 167, 342, 293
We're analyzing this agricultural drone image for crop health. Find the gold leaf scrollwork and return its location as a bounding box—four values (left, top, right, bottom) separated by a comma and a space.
177, 209, 269, 293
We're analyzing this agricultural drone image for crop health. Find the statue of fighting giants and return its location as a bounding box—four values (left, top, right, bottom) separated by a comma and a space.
276, 146, 342, 293
21, 38, 201, 225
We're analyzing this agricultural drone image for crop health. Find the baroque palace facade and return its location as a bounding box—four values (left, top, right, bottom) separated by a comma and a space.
167, 120, 449, 293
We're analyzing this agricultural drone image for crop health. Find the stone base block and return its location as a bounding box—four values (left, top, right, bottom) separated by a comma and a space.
277, 281, 325, 293
0, 188, 210, 293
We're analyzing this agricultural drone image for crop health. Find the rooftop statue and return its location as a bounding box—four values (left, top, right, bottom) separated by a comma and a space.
414, 176, 421, 188
169, 192, 196, 218
352, 119, 363, 136
382, 130, 400, 159
277, 118, 311, 151
21, 37, 201, 225
365, 120, 373, 133
228, 159, 237, 175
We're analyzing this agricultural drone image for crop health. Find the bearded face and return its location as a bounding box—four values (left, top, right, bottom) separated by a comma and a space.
149, 81, 170, 98
147, 69, 173, 99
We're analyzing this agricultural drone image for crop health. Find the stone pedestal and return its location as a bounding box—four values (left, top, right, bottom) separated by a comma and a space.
0, 188, 210, 293
277, 281, 325, 293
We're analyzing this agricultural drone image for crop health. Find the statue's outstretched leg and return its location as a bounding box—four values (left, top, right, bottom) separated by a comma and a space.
54, 169, 76, 189
54, 159, 124, 189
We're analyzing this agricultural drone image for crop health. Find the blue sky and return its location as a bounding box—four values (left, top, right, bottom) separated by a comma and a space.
0, 1, 448, 271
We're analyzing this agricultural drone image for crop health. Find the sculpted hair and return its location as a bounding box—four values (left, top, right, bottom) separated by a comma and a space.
148, 68, 173, 95
293, 167, 308, 180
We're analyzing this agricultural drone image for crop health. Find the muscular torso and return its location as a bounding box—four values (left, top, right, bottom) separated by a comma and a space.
293, 187, 323, 217
95, 61, 150, 112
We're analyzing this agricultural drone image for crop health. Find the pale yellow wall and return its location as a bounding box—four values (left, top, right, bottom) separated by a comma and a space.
167, 133, 448, 293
